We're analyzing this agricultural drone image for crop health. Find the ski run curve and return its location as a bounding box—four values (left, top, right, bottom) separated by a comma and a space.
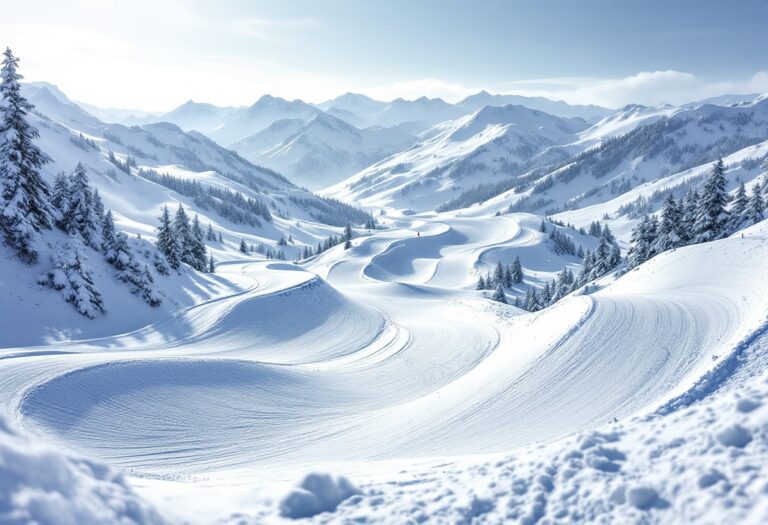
1, 213, 767, 512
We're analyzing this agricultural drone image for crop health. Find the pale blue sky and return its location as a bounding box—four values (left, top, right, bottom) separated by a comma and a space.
3, 0, 767, 110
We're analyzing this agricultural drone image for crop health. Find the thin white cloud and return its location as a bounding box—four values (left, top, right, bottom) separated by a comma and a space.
500, 70, 768, 108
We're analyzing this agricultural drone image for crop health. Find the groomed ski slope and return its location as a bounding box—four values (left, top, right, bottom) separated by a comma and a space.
1, 212, 767, 520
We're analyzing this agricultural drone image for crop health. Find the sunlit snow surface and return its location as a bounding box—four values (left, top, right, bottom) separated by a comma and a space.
1, 213, 768, 523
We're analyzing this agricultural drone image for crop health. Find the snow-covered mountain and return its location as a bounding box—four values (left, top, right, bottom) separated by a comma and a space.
324, 104, 590, 210
329, 93, 768, 219
456, 90, 613, 122
231, 112, 416, 190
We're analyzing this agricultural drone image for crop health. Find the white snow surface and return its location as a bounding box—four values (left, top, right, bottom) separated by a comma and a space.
2, 209, 768, 523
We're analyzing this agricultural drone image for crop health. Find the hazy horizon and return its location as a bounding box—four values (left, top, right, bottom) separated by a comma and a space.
4, 0, 767, 112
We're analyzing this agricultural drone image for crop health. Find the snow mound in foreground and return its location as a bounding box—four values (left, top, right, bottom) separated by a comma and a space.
0, 416, 165, 525
279, 473, 361, 519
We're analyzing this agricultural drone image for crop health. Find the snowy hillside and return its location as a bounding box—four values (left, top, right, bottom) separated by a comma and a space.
330, 93, 768, 219
323, 104, 590, 211
231, 112, 416, 190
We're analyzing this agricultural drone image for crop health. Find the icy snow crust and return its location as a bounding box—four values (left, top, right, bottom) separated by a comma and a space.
2, 210, 768, 522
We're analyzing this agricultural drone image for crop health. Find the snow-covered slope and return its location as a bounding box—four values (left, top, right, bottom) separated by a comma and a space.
324, 104, 589, 211
1, 209, 767, 523
231, 113, 416, 190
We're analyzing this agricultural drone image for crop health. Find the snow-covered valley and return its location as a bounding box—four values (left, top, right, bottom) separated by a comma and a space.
1, 24, 768, 523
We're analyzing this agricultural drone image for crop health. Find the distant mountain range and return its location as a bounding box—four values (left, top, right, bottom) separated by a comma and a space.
80, 91, 616, 189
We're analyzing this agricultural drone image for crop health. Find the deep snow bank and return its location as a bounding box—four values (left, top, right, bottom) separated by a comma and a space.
0, 415, 165, 525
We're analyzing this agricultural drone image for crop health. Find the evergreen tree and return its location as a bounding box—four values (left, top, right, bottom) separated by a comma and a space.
680, 188, 699, 244
693, 159, 730, 242
239, 238, 249, 254
38, 239, 104, 318
190, 214, 207, 271
155, 205, 180, 270
0, 48, 54, 262
503, 264, 513, 288
747, 185, 765, 226
542, 282, 552, 304
588, 221, 602, 237
92, 188, 105, 224
590, 227, 621, 279
217, 231, 223, 243
63, 163, 101, 248
138, 263, 162, 307
208, 252, 215, 273
493, 261, 504, 286
728, 181, 749, 232
344, 223, 353, 249
627, 215, 657, 268
206, 222, 216, 241
510, 255, 523, 284
102, 210, 132, 270
51, 172, 70, 226
492, 284, 507, 304
653, 195, 684, 253
173, 204, 194, 267
476, 275, 486, 290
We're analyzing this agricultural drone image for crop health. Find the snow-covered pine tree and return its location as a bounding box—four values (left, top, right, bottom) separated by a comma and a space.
542, 281, 552, 304
190, 214, 207, 271
627, 215, 657, 268
492, 284, 507, 304
653, 194, 685, 253
63, 163, 101, 248
693, 159, 730, 243
173, 204, 194, 267
728, 181, 749, 232
51, 172, 70, 226
510, 255, 523, 284
38, 239, 105, 318
589, 226, 621, 280
747, 184, 765, 225
503, 264, 513, 287
0, 48, 54, 263
155, 205, 180, 270
681, 188, 699, 244
102, 211, 132, 270
217, 231, 223, 243
239, 239, 249, 254
206, 222, 216, 242
493, 261, 504, 286
476, 275, 486, 290
138, 263, 162, 307
344, 223, 353, 250
208, 252, 215, 273
588, 221, 602, 237
92, 188, 105, 224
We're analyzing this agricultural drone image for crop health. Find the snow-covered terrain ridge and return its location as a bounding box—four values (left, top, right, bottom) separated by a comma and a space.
323, 104, 590, 211
2, 207, 768, 522
326, 94, 768, 216
230, 112, 416, 190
